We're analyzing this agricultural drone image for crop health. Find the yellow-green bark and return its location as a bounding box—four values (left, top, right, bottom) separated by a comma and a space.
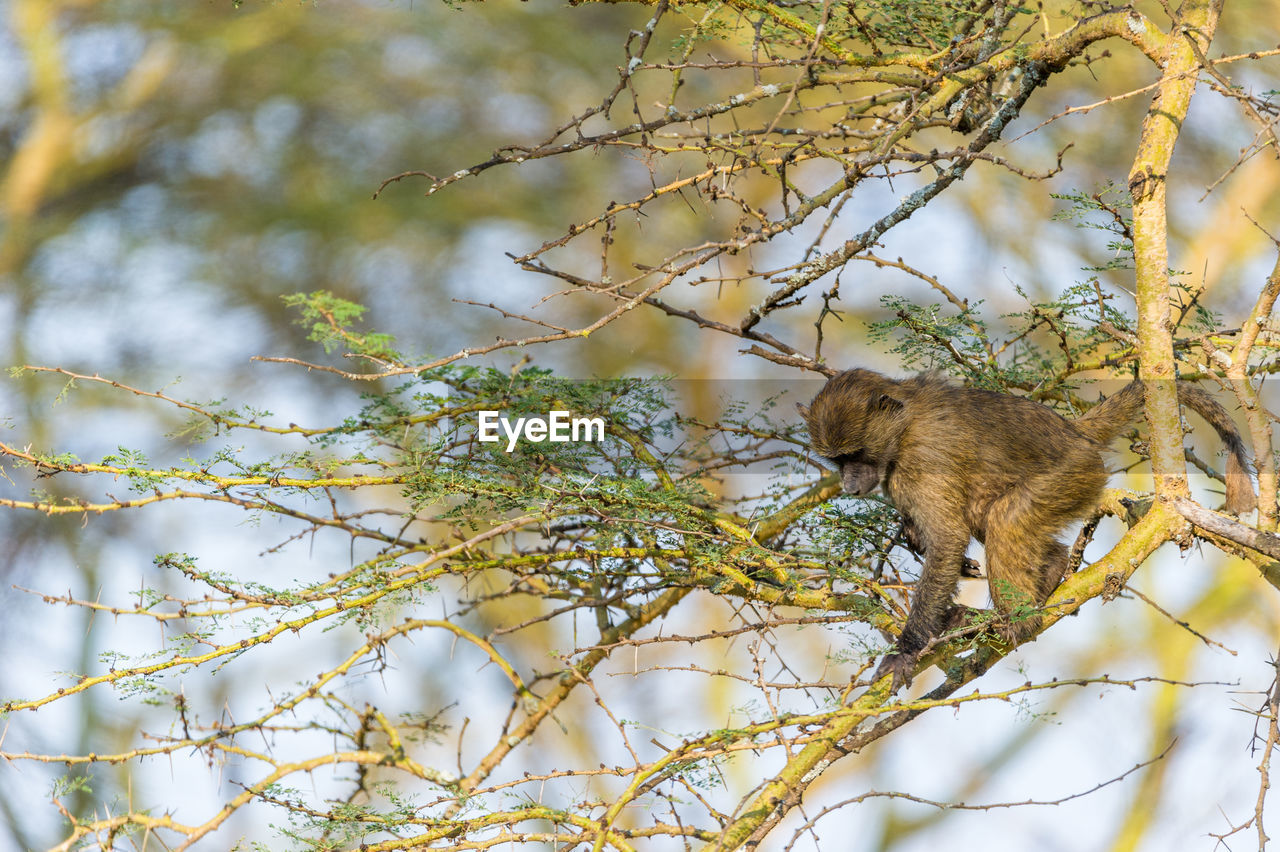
1128, 0, 1225, 508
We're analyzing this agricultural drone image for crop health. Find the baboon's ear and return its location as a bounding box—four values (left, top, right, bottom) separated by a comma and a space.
876, 393, 903, 413
795, 401, 811, 420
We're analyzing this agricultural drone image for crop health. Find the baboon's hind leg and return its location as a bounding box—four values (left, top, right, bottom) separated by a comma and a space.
983, 486, 1076, 645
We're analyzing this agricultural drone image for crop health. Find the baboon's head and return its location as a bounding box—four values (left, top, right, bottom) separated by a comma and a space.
796, 369, 905, 496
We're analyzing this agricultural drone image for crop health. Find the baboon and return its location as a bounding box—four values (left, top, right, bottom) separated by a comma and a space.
798, 369, 1255, 691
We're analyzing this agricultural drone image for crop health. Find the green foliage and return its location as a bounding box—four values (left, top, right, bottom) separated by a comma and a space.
869, 295, 994, 382
1053, 185, 1134, 271
282, 291, 400, 360
801, 498, 901, 569
671, 10, 737, 54
865, 190, 1246, 400
839, 0, 1028, 50
51, 772, 93, 799
101, 447, 167, 491
668, 0, 1036, 63
1172, 279, 1224, 335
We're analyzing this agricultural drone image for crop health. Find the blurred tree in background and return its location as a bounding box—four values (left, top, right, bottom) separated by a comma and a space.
1, 1, 1279, 850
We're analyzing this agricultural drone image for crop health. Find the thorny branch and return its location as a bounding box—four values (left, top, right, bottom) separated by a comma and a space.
279, 7, 1174, 381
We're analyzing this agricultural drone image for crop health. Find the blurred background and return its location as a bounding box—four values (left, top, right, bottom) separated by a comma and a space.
2, 1, 1279, 849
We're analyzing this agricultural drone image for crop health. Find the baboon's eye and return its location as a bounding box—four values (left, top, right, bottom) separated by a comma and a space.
829, 452, 865, 467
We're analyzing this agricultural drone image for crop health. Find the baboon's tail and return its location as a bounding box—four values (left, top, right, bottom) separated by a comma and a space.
1074, 379, 1256, 514
1073, 380, 1145, 444
1175, 383, 1256, 514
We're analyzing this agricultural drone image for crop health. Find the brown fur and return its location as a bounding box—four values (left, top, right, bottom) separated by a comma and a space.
798, 369, 1255, 691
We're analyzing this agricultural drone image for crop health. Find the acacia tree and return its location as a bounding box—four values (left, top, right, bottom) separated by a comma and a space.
3, 1, 1280, 850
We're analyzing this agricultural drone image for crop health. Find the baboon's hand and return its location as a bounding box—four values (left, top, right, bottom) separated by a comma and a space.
873, 651, 916, 693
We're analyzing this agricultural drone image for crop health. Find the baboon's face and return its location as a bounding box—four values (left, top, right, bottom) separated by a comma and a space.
836, 456, 882, 496
797, 370, 902, 495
